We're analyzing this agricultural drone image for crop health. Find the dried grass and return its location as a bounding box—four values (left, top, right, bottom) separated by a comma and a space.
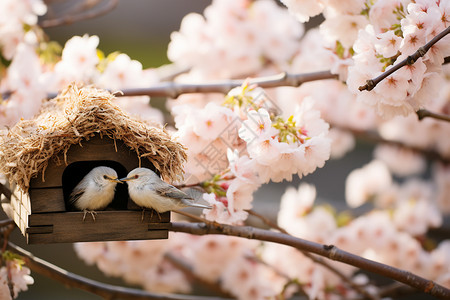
0, 84, 187, 191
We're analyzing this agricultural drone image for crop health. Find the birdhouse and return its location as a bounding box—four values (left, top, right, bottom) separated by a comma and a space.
0, 85, 187, 244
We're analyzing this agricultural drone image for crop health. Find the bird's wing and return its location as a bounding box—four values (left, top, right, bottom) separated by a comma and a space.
157, 184, 192, 200
69, 188, 84, 204
69, 177, 89, 204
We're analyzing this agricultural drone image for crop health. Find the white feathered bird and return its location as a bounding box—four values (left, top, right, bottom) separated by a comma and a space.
120, 168, 211, 213
69, 166, 121, 220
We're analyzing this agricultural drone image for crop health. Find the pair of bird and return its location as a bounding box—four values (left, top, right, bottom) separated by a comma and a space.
70, 166, 211, 220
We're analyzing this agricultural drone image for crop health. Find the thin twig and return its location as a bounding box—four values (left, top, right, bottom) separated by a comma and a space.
164, 252, 234, 299
39, 0, 119, 28
378, 282, 417, 298
416, 109, 450, 123
0, 220, 14, 228
246, 209, 379, 300
6, 241, 231, 300
359, 26, 450, 92
169, 222, 450, 299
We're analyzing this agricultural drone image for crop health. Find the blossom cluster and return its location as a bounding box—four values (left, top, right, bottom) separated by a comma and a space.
0, 254, 34, 299
290, 0, 450, 118
1, 33, 163, 128
172, 82, 331, 224
75, 232, 285, 300
168, 0, 304, 79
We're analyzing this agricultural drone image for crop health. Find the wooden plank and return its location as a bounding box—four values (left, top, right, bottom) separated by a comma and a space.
31, 136, 155, 188
28, 210, 170, 226
26, 210, 169, 244
26, 226, 53, 234
29, 188, 65, 213
27, 230, 168, 244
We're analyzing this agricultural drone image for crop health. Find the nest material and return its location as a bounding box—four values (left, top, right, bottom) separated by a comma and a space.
0, 85, 187, 191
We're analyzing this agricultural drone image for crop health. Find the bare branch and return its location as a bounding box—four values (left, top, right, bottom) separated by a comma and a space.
169, 222, 450, 299
39, 0, 119, 28
6, 241, 232, 300
359, 26, 450, 92
416, 109, 450, 123
116, 70, 338, 98
246, 210, 380, 300
378, 282, 418, 298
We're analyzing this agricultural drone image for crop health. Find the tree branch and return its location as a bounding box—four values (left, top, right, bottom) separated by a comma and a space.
39, 0, 119, 28
359, 26, 450, 92
246, 210, 380, 300
6, 241, 232, 300
116, 70, 338, 98
169, 222, 450, 299
416, 109, 450, 123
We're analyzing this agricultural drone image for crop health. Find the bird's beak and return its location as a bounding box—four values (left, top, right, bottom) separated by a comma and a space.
106, 176, 123, 183
119, 177, 133, 182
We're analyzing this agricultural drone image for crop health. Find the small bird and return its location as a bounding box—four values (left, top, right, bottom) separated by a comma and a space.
120, 168, 212, 214
69, 166, 122, 221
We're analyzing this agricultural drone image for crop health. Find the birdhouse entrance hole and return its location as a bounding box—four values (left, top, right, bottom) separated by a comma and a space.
62, 160, 129, 211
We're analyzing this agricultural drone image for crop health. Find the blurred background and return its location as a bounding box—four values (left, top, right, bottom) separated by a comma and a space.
1, 0, 437, 299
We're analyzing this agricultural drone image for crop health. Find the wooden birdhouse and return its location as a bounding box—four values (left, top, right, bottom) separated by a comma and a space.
0, 85, 187, 244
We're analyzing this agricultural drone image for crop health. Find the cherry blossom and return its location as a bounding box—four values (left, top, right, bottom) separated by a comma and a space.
345, 160, 392, 208
0, 262, 34, 299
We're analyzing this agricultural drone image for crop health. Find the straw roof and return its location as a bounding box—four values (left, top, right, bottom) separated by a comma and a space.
0, 85, 187, 191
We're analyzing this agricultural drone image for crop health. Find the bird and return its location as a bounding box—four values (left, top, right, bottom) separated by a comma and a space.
120, 168, 212, 216
69, 166, 122, 221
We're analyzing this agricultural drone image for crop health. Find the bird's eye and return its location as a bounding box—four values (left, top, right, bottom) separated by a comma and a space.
103, 175, 108, 179
134, 175, 139, 179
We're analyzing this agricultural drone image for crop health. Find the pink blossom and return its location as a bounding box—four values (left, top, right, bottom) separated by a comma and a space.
369, 0, 404, 33
0, 264, 34, 298
189, 235, 256, 282
227, 149, 259, 185
298, 135, 331, 177
374, 30, 403, 58
52, 35, 100, 84
142, 261, 191, 293
192, 103, 235, 140
0, 278, 11, 300
374, 144, 426, 176
98, 53, 149, 89
328, 128, 355, 159
239, 108, 277, 142
320, 15, 369, 49
247, 137, 282, 166
280, 0, 324, 23
393, 198, 442, 236
346, 160, 392, 208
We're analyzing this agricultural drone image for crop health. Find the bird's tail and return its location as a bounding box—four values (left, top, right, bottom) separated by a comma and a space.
190, 203, 212, 209
182, 199, 212, 209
